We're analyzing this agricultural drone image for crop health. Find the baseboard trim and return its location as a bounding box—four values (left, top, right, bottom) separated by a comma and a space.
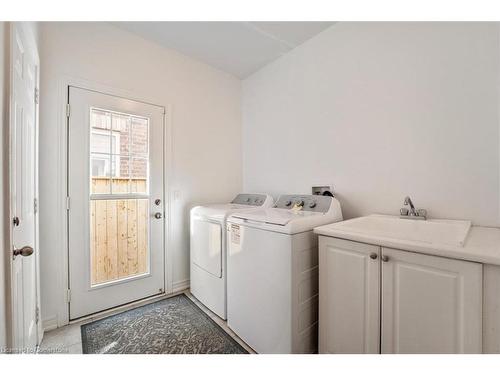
173, 279, 190, 293
42, 316, 58, 332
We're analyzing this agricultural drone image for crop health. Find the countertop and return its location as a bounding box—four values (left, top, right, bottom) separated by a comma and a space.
314, 218, 500, 266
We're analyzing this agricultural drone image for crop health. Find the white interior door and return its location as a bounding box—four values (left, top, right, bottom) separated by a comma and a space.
68, 87, 165, 319
10, 23, 40, 351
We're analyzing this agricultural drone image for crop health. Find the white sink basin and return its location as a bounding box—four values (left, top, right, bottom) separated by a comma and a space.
329, 215, 472, 247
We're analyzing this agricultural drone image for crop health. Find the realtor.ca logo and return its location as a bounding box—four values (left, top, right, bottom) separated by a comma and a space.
0, 346, 68, 354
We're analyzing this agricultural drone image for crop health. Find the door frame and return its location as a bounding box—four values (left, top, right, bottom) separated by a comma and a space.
6, 22, 41, 349
53, 77, 173, 328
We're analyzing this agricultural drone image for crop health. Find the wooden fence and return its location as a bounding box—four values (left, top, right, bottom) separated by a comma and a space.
90, 178, 148, 285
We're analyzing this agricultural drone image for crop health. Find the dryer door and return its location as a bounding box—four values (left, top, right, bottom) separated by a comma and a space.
191, 219, 222, 278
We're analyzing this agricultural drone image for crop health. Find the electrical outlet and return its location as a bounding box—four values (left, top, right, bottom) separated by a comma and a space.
312, 185, 333, 196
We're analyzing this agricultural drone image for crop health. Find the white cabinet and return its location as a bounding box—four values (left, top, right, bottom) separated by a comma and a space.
318, 237, 380, 354
381, 247, 482, 353
319, 236, 483, 354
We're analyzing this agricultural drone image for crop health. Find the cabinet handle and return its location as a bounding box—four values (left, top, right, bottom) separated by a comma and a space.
381, 255, 389, 262
369, 252, 378, 260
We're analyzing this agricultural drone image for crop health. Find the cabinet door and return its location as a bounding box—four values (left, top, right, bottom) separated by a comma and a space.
319, 237, 380, 353
381, 248, 482, 353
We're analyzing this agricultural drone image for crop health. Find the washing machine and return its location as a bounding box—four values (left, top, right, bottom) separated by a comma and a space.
226, 194, 343, 353
190, 193, 274, 319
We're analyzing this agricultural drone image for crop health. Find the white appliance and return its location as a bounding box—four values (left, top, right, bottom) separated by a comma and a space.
226, 194, 343, 353
190, 193, 274, 319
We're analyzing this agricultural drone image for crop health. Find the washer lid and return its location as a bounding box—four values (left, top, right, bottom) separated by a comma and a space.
191, 194, 274, 221
230, 208, 320, 226
191, 203, 260, 222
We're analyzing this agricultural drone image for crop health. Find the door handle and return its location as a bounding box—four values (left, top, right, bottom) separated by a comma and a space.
381, 255, 389, 262
13, 246, 34, 258
369, 252, 378, 260
154, 212, 163, 219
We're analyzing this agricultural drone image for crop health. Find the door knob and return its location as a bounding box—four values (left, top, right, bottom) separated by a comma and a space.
13, 246, 34, 257
154, 212, 163, 219
381, 255, 389, 262
369, 252, 378, 260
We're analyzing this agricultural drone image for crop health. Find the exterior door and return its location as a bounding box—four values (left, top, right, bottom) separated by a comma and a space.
68, 87, 165, 319
381, 247, 482, 353
318, 237, 380, 354
10, 23, 40, 351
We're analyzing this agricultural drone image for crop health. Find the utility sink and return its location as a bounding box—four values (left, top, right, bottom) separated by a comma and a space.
327, 214, 472, 247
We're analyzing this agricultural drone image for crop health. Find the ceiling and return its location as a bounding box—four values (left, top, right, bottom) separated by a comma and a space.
112, 22, 335, 78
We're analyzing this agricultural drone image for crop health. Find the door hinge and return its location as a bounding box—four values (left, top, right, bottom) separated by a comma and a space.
35, 307, 40, 324
66, 289, 71, 303
66, 103, 71, 118
34, 87, 39, 105
66, 197, 71, 210
33, 198, 38, 214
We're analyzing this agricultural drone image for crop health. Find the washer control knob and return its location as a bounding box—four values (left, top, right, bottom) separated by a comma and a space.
295, 200, 304, 207
246, 198, 251, 202
309, 201, 317, 208
285, 200, 292, 206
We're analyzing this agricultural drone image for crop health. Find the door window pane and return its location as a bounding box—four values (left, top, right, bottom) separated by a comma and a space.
130, 157, 148, 193
112, 113, 130, 154
91, 154, 110, 177
130, 117, 149, 157
91, 109, 111, 130
89, 108, 151, 286
89, 108, 149, 195
111, 155, 130, 193
91, 153, 110, 194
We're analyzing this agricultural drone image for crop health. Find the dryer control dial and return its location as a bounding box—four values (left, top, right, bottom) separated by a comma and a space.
295, 200, 304, 207
309, 201, 317, 208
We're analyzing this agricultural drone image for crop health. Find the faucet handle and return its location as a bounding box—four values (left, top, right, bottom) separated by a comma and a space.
400, 207, 409, 216
417, 209, 427, 218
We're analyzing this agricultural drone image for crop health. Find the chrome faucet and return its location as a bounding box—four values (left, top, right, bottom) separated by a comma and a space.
400, 196, 427, 220
404, 196, 416, 215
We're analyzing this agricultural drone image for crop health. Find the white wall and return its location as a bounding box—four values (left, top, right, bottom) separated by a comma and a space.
243, 22, 500, 226
39, 22, 242, 325
0, 21, 9, 349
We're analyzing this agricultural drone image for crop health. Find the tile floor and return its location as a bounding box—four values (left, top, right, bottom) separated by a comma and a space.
38, 290, 255, 354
